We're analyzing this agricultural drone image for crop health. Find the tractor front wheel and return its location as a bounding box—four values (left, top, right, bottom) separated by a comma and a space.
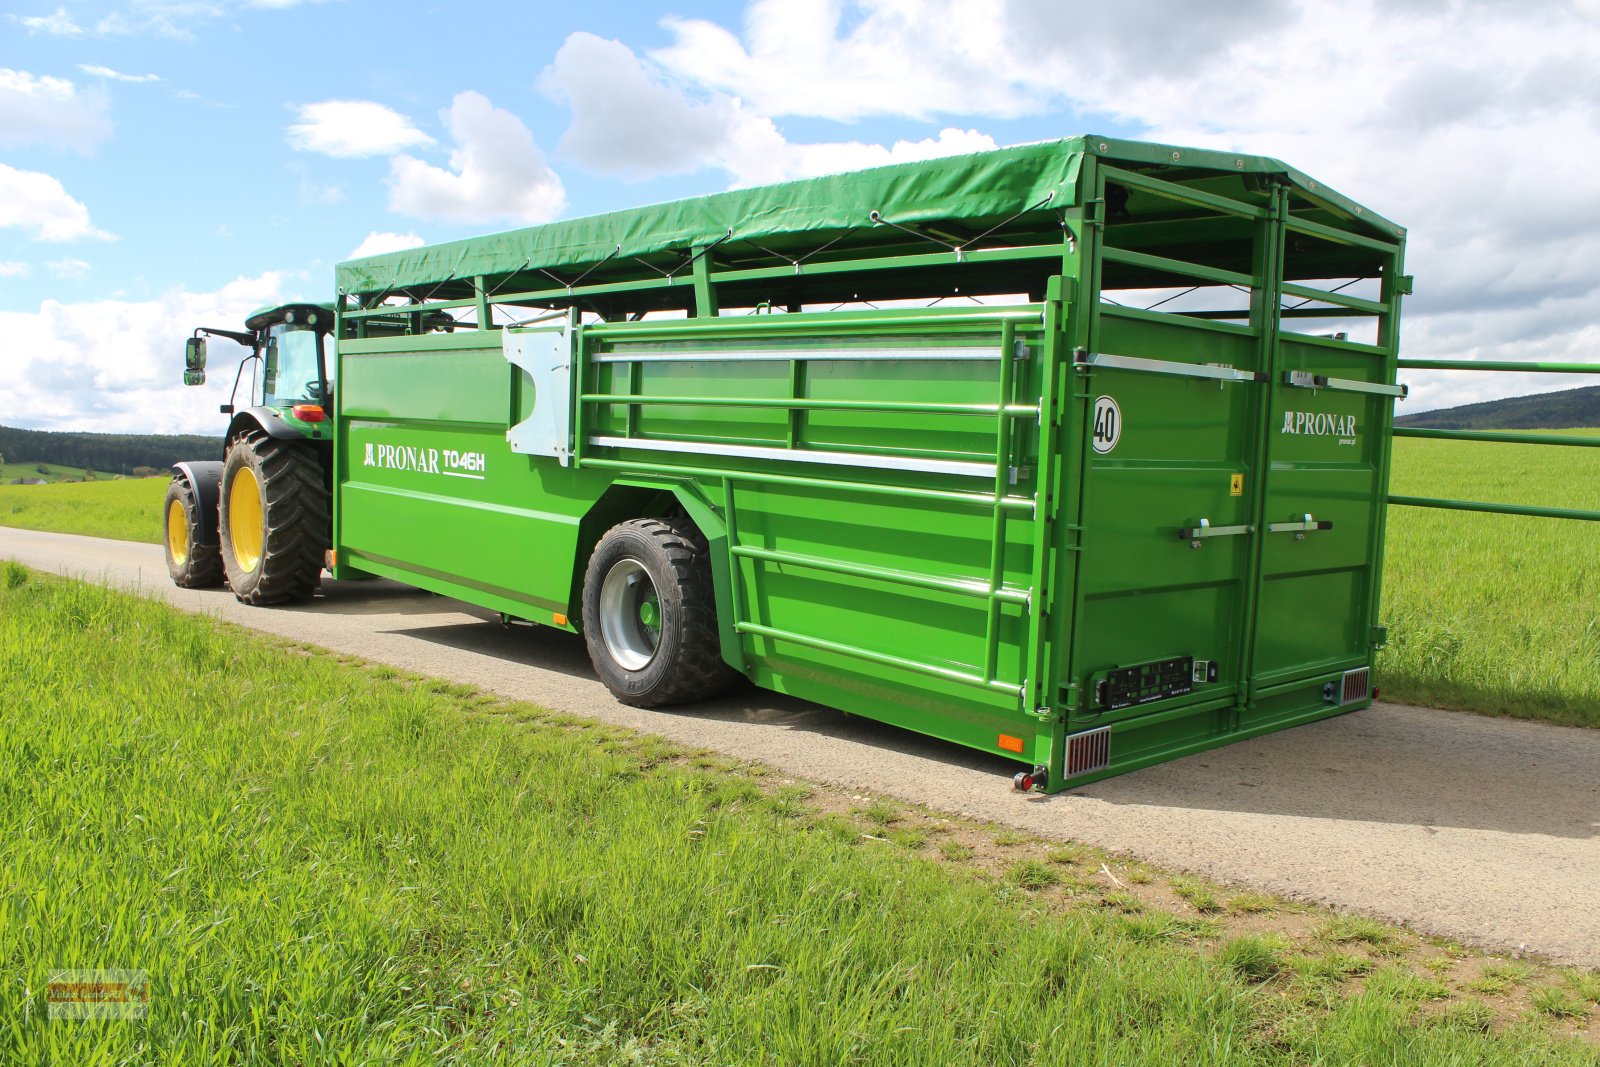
218, 430, 328, 604
163, 475, 223, 588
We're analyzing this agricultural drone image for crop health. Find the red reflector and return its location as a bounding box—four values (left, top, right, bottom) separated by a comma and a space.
292, 404, 326, 422
998, 733, 1024, 754
1373, 687, 1381, 701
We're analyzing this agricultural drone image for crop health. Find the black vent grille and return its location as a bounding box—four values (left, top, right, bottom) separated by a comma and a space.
1066, 726, 1113, 778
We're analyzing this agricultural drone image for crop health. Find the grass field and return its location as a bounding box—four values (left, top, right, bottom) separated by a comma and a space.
0, 435, 1597, 729
1381, 432, 1600, 727
2, 565, 1596, 1065
0, 475, 165, 542
3, 460, 125, 483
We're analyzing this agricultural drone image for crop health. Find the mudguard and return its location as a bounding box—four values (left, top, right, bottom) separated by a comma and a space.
226, 406, 307, 443
171, 460, 223, 545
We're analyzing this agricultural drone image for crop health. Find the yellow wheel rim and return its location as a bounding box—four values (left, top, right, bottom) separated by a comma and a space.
166, 498, 189, 567
228, 467, 264, 573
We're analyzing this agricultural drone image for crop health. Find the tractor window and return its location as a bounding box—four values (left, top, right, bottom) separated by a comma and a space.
262, 324, 325, 407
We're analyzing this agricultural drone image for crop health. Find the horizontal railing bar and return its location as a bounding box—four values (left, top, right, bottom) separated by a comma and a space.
1388, 495, 1600, 522
590, 344, 1004, 364
1397, 359, 1600, 374
731, 544, 1029, 604
1101, 246, 1255, 288
587, 308, 1044, 341
578, 456, 1037, 513
1393, 427, 1600, 448
711, 241, 1066, 286
1284, 214, 1400, 255
1279, 281, 1385, 315
582, 394, 1039, 417
735, 620, 1024, 698
588, 435, 995, 479
1099, 166, 1268, 220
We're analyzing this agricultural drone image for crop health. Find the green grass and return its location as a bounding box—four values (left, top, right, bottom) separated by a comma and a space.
3, 568, 1596, 1065
0, 476, 166, 543
1382, 433, 1600, 727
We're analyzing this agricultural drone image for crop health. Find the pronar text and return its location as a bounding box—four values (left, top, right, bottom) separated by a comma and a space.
363, 442, 486, 479
1280, 411, 1357, 445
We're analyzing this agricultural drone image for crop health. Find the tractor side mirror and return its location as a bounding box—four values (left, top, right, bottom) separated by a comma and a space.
183, 336, 207, 386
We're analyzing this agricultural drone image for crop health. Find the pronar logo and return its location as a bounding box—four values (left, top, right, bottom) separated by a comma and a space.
362, 441, 487, 480
1281, 411, 1358, 446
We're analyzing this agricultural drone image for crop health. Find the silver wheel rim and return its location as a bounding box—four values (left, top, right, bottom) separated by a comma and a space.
598, 558, 661, 671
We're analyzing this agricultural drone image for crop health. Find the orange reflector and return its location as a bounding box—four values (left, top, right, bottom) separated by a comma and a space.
998, 733, 1024, 753
553, 613, 568, 627
291, 404, 326, 422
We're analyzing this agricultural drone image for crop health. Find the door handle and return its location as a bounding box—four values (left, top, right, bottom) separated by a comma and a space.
1266, 514, 1334, 540
1178, 517, 1254, 547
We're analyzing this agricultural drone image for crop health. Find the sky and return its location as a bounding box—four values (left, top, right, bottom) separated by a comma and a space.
2, 0, 1599, 434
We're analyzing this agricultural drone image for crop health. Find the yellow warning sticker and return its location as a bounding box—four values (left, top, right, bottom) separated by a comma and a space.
1230, 473, 1245, 496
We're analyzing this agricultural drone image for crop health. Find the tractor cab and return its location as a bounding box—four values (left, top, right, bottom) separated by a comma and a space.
183, 302, 336, 443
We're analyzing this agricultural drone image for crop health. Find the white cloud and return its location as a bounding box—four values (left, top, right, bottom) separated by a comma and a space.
0, 272, 287, 434
13, 7, 83, 35
348, 231, 425, 259
288, 99, 434, 158
0, 262, 31, 278
542, 34, 994, 187
77, 64, 161, 83
388, 91, 565, 225
0, 164, 114, 242
46, 257, 91, 280
0, 68, 111, 152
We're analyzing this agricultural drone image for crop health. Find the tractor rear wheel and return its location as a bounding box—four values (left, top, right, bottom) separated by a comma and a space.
163, 475, 223, 588
582, 517, 735, 706
218, 430, 328, 604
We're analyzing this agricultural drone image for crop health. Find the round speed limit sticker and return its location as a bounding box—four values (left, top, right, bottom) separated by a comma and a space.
1092, 395, 1122, 454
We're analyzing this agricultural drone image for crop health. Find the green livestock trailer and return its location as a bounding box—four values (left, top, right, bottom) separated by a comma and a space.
169, 135, 1409, 793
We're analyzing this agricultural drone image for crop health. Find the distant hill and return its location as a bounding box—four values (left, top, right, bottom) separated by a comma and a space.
1395, 384, 1600, 430
0, 425, 223, 475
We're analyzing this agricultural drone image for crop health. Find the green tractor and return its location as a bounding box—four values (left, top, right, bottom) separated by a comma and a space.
164, 302, 334, 603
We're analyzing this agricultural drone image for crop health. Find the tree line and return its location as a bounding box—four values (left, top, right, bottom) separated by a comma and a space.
0, 425, 223, 474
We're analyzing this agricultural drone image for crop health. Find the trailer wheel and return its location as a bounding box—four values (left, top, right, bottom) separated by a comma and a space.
163, 476, 224, 588
218, 430, 328, 605
583, 517, 734, 706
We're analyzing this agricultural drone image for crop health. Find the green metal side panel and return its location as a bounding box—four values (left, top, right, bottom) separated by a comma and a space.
336, 330, 612, 622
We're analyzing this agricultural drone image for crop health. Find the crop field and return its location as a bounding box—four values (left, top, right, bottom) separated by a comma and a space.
2, 565, 1597, 1065
1381, 432, 1600, 727
0, 475, 165, 543
0, 433, 1597, 730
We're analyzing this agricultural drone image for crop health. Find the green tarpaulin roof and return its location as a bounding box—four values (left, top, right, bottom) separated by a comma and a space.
335, 135, 1400, 297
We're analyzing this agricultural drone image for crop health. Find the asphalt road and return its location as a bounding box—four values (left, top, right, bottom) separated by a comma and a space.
5, 525, 1598, 966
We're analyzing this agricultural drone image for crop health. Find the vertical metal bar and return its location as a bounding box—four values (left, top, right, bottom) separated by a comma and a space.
982, 320, 1017, 683
1365, 235, 1408, 650
1058, 154, 1104, 736
626, 360, 641, 440
570, 312, 587, 469
1237, 185, 1288, 708
786, 359, 805, 449
692, 246, 719, 318
722, 477, 746, 636
474, 275, 489, 331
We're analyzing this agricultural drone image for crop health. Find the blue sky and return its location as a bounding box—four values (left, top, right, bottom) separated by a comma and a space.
3, 0, 1599, 432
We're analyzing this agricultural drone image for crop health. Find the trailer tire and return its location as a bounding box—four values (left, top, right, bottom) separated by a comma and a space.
218, 430, 328, 605
583, 517, 735, 706
163, 475, 224, 588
